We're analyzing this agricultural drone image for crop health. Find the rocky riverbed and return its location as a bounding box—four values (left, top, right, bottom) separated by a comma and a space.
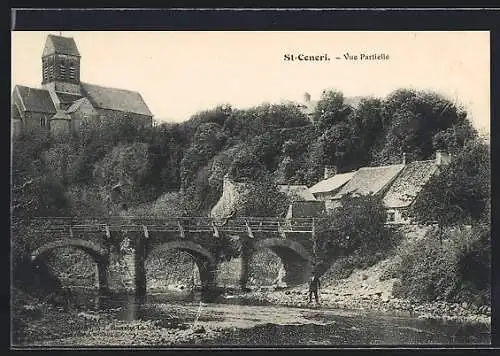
230, 246, 491, 327
12, 285, 491, 347
231, 287, 491, 326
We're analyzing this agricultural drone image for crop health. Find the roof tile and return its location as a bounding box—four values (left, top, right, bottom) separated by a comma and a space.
43, 35, 80, 57
309, 171, 356, 194
80, 82, 153, 116
382, 160, 438, 208
14, 85, 56, 114
334, 164, 405, 199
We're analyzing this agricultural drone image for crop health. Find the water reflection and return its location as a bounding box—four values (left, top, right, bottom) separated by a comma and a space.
62, 287, 490, 346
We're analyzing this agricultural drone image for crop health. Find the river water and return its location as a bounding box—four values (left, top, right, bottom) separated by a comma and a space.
58, 288, 491, 346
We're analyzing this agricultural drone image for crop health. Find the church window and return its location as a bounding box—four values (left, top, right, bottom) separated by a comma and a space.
60, 63, 67, 79
48, 62, 54, 80
40, 116, 47, 128
69, 63, 76, 80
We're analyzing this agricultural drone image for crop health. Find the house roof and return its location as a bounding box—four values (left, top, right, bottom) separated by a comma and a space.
333, 164, 405, 199
43, 35, 80, 57
309, 171, 356, 194
382, 160, 438, 208
14, 85, 56, 114
278, 185, 316, 201
80, 82, 153, 116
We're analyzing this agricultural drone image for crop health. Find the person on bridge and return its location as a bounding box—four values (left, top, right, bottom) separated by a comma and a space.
308, 273, 321, 305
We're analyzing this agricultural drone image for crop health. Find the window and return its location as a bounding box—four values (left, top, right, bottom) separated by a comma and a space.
60, 63, 67, 79
387, 211, 396, 222
43, 61, 48, 81
40, 116, 47, 128
69, 63, 76, 80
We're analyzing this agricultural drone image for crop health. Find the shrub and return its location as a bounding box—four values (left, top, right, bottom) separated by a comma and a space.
314, 194, 401, 276
394, 224, 490, 305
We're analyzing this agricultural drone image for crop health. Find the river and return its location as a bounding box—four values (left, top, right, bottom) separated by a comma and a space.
16, 288, 490, 347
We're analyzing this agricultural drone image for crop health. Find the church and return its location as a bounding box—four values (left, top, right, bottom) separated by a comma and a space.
11, 34, 153, 137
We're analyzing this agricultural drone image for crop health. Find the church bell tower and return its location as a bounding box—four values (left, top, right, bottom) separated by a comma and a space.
41, 34, 81, 95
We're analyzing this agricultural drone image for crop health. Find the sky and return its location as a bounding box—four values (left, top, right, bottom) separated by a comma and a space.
11, 31, 490, 134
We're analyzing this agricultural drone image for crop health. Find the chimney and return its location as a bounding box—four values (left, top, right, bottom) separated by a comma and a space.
435, 150, 451, 166
304, 92, 311, 103
402, 152, 406, 165
324, 166, 337, 179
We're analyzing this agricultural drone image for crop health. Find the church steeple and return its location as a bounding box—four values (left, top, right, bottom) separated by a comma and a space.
41, 34, 81, 94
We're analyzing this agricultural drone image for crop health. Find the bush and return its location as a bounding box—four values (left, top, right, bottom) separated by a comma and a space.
394, 224, 490, 305
315, 194, 401, 276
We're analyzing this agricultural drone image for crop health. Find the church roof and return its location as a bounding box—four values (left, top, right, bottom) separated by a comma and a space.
43, 35, 80, 57
56, 91, 83, 104
13, 85, 56, 114
66, 98, 87, 113
80, 82, 153, 116
51, 111, 72, 120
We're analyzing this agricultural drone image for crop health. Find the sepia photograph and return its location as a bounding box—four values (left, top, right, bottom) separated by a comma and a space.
10, 29, 491, 347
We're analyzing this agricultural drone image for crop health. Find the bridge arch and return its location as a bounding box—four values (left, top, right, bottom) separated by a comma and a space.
30, 239, 109, 292
253, 238, 313, 286
146, 240, 217, 290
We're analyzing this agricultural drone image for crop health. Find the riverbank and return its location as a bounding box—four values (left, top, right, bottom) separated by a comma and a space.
12, 289, 227, 346
12, 289, 490, 347
231, 248, 491, 327
228, 225, 491, 328
229, 287, 490, 326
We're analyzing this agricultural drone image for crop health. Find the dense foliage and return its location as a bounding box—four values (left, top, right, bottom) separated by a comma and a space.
410, 140, 490, 227
393, 224, 490, 305
314, 194, 402, 276
11, 88, 486, 295
11, 88, 478, 220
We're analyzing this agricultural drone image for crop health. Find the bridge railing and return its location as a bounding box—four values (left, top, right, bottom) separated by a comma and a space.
12, 216, 318, 236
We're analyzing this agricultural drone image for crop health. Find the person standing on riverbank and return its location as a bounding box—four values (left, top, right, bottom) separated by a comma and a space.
308, 273, 321, 305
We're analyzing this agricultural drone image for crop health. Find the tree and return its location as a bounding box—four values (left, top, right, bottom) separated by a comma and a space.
375, 89, 477, 164
236, 178, 290, 218
349, 97, 384, 165
313, 90, 353, 132
314, 194, 395, 275
410, 139, 490, 226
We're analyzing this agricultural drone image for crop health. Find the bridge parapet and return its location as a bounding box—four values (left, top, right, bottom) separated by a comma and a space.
14, 216, 320, 258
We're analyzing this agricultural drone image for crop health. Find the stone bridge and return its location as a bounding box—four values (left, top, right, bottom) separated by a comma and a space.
17, 216, 319, 298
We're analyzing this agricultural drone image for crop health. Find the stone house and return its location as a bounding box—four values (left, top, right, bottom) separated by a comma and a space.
310, 163, 405, 212
11, 34, 153, 138
307, 151, 452, 224
382, 151, 451, 224
309, 166, 357, 210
